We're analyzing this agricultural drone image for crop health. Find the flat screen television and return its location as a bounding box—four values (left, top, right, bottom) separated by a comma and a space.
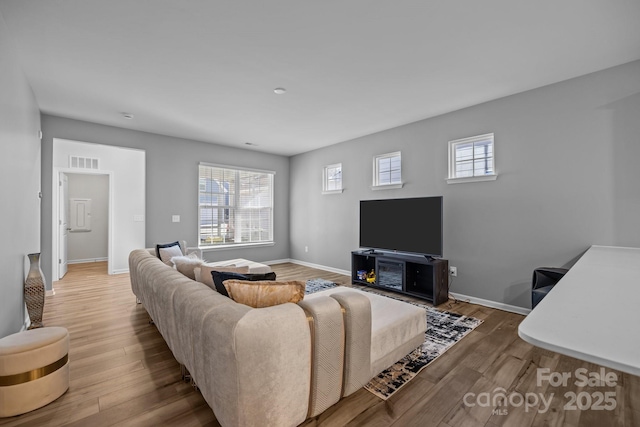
359, 196, 443, 257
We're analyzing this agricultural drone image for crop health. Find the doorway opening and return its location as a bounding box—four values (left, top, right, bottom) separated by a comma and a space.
53, 170, 113, 282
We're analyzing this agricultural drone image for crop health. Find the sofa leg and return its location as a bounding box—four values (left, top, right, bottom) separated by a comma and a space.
180, 364, 191, 382
136, 297, 141, 304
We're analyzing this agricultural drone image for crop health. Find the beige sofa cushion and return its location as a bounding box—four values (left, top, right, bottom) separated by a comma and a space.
297, 297, 345, 417
223, 280, 306, 308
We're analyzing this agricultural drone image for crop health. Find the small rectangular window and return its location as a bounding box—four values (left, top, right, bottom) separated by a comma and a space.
322, 163, 343, 194
448, 133, 497, 184
373, 152, 403, 189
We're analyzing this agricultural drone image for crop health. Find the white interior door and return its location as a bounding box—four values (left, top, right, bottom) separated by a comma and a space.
59, 173, 69, 278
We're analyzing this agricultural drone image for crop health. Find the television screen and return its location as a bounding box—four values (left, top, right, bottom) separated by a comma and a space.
359, 196, 443, 257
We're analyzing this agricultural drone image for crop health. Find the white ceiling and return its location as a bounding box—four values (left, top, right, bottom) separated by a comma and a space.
1, 1, 639, 156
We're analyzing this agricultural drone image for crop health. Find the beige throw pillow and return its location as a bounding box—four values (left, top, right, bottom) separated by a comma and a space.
171, 254, 204, 280
223, 280, 306, 308
195, 265, 249, 289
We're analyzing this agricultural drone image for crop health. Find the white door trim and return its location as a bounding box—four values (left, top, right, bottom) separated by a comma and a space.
59, 172, 68, 279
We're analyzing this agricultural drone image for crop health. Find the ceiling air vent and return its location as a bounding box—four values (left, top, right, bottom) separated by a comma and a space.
69, 156, 99, 170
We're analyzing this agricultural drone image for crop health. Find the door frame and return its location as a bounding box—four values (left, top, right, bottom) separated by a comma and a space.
52, 168, 114, 281
58, 172, 68, 279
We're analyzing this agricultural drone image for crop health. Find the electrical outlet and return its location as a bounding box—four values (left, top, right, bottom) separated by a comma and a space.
449, 266, 458, 277
304, 246, 309, 253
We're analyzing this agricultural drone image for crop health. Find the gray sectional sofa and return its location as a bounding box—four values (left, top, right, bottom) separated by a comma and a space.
129, 248, 426, 427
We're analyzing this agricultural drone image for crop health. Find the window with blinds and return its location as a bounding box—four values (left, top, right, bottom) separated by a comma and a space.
447, 133, 497, 184
198, 164, 274, 247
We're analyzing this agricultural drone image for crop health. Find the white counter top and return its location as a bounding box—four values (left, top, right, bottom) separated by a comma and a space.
518, 245, 640, 376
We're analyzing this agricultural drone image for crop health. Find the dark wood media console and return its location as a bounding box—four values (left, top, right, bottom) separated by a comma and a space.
351, 250, 449, 306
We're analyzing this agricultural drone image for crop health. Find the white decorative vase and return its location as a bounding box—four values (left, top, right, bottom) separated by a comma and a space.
25, 252, 45, 329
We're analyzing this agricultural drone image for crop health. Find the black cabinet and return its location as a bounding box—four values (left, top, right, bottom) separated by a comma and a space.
351, 251, 449, 306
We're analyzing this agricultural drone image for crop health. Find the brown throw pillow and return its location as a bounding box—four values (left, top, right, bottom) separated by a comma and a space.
223, 280, 306, 308
195, 265, 249, 289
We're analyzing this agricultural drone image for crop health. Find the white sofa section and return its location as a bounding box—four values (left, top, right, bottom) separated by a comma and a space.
306, 287, 427, 377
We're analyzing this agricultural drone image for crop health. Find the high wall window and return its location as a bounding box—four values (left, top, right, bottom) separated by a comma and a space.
322, 163, 343, 194
198, 163, 274, 247
373, 151, 402, 189
447, 133, 497, 184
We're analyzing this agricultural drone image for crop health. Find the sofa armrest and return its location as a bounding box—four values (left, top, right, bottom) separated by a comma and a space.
196, 302, 311, 427
298, 296, 345, 417
329, 291, 372, 396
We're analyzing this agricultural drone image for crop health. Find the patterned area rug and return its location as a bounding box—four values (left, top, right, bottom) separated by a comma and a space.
364, 290, 483, 399
305, 278, 340, 294
304, 280, 483, 400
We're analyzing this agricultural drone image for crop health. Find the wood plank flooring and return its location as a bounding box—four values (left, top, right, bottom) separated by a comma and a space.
1, 262, 637, 426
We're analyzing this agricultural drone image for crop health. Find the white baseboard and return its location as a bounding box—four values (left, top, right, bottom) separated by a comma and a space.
263, 258, 292, 266
288, 259, 351, 277
450, 292, 531, 316
68, 257, 108, 264
46, 289, 55, 296
112, 268, 129, 275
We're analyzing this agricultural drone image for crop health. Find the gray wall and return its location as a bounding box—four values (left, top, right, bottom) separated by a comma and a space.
41, 116, 290, 287
67, 173, 109, 262
290, 60, 640, 310
0, 13, 42, 336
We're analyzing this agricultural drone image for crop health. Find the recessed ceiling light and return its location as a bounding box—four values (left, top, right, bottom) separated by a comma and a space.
122, 112, 134, 119
273, 87, 286, 95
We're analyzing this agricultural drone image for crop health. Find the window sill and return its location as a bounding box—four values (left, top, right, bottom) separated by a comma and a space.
447, 174, 498, 185
322, 189, 344, 195
371, 183, 404, 191
199, 241, 275, 251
